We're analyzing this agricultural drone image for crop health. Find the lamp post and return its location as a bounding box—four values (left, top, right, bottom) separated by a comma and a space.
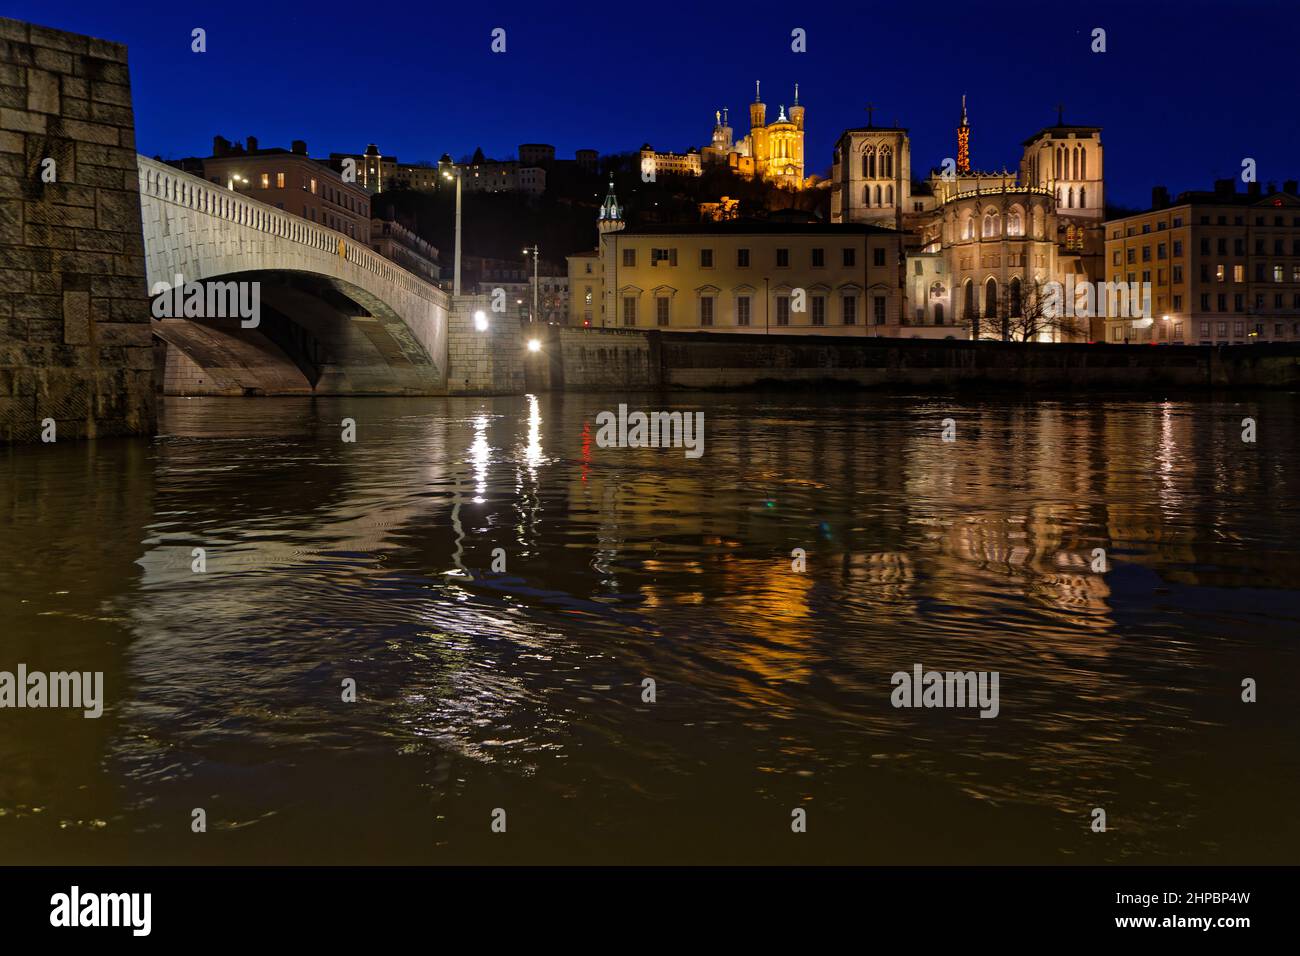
522, 244, 540, 324
442, 167, 463, 296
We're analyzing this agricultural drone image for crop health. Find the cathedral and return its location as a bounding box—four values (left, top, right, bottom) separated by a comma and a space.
830, 99, 1106, 341
702, 82, 805, 189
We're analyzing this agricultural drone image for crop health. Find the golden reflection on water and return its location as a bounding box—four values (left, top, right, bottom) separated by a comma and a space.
1, 392, 1299, 864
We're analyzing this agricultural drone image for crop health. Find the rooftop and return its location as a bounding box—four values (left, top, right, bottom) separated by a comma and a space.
617, 219, 895, 237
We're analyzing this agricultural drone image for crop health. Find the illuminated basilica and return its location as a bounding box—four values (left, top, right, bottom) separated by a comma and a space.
702, 81, 805, 189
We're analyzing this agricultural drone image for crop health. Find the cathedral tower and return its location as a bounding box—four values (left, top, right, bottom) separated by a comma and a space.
956, 94, 971, 174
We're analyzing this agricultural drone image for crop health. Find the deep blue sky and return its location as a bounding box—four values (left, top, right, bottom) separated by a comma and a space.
13, 0, 1298, 208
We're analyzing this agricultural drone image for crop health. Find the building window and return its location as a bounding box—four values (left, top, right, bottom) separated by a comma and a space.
700, 248, 713, 268
811, 295, 826, 326
1275, 265, 1285, 283
737, 248, 750, 267
260, 173, 270, 188
776, 295, 791, 326
842, 295, 857, 325
650, 248, 676, 266
622, 296, 637, 326
656, 297, 670, 326
812, 248, 825, 268
873, 296, 887, 325
622, 248, 636, 267
737, 296, 751, 326
843, 248, 856, 267
776, 248, 790, 268
873, 247, 886, 267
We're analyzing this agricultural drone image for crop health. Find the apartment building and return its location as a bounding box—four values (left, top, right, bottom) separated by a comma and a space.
1105, 180, 1300, 344
200, 136, 370, 240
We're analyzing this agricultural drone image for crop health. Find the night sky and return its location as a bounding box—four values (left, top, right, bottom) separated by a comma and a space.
12, 0, 1298, 208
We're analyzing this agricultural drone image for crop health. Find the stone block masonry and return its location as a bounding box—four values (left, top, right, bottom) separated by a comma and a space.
0, 17, 154, 442
446, 295, 523, 395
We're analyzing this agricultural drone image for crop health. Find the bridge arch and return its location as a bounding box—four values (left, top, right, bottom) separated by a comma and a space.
137, 156, 449, 395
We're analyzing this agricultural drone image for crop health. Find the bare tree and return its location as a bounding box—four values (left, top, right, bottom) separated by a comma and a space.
1003, 277, 1082, 343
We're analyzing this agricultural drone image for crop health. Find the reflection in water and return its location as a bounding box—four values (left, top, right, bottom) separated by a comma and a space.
1, 392, 1299, 865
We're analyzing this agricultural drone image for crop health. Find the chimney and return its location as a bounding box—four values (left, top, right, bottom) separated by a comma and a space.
246, 135, 259, 152
1248, 181, 1261, 197
1267, 182, 1277, 195
291, 140, 307, 155
1213, 178, 1234, 196
1285, 180, 1298, 196
213, 135, 231, 157
1151, 185, 1169, 209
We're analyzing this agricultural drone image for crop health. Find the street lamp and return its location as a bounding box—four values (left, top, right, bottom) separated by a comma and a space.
527, 338, 542, 352
522, 244, 540, 324
474, 310, 489, 332
442, 167, 463, 296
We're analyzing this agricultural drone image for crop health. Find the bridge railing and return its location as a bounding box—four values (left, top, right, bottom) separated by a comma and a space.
136, 155, 446, 306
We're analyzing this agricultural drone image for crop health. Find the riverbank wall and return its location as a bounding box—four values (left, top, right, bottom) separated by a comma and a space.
521, 326, 1300, 392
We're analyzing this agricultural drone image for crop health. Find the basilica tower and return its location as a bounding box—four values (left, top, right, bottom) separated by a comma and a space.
749, 81, 769, 178
789, 83, 805, 131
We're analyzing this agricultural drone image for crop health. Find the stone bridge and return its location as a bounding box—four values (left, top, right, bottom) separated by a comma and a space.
137, 155, 449, 395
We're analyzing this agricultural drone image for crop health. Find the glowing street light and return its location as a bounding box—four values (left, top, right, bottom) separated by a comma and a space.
527, 338, 542, 352
473, 310, 489, 332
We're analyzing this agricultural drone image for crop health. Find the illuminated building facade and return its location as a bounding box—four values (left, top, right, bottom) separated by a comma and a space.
831, 103, 1106, 341
1103, 180, 1300, 344
700, 81, 805, 188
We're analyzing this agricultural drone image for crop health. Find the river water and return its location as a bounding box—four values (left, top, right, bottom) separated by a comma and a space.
2, 391, 1298, 864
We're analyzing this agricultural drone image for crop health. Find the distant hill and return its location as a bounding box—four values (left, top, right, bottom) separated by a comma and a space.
370, 154, 829, 268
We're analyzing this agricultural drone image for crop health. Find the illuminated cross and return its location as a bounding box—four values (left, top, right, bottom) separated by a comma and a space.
864, 103, 876, 127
